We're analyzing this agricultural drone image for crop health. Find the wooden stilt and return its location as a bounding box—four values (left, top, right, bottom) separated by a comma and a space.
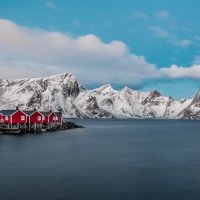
34, 123, 36, 133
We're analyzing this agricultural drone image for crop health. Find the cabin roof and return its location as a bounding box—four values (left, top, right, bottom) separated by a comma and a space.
23, 110, 35, 116
0, 109, 57, 116
40, 111, 51, 116
54, 112, 62, 117
23, 110, 43, 116
0, 110, 17, 116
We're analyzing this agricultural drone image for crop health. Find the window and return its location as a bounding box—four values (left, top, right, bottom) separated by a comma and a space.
37, 116, 41, 121
5, 116, 8, 120
56, 117, 58, 120
21, 116, 25, 120
53, 116, 56, 120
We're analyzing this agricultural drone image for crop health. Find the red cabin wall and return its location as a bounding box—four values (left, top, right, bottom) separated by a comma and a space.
3, 115, 11, 124
56, 116, 62, 123
30, 112, 43, 124
12, 111, 27, 124
43, 116, 49, 124
0, 114, 4, 123
49, 113, 56, 123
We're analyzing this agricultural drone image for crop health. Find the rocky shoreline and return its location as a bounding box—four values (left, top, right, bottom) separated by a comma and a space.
0, 121, 84, 135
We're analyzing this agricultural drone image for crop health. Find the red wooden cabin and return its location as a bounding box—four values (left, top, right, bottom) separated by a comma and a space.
54, 111, 62, 124
0, 109, 27, 124
49, 112, 56, 123
41, 111, 52, 124
24, 110, 43, 124
40, 111, 56, 124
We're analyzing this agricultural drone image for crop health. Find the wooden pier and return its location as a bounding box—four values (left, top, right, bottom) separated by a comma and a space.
0, 121, 83, 135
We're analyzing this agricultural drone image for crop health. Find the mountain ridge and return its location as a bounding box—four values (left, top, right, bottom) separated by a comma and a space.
0, 73, 198, 119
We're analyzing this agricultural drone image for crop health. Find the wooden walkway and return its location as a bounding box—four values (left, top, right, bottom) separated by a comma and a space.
0, 122, 83, 135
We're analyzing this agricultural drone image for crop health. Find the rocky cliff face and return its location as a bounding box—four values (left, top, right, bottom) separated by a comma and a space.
0, 73, 83, 117
0, 73, 195, 119
177, 90, 200, 119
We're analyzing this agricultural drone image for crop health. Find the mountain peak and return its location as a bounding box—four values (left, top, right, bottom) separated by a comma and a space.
43, 72, 75, 81
151, 90, 161, 97
121, 86, 134, 93
94, 84, 115, 93
190, 89, 200, 107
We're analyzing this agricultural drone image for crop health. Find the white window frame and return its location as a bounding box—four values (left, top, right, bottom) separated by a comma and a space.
37, 116, 41, 121
5, 116, 8, 121
21, 115, 25, 120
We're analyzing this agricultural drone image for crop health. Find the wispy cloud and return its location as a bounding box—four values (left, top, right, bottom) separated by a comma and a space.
149, 26, 191, 48
46, 1, 64, 12
149, 26, 169, 38
72, 20, 81, 28
46, 1, 57, 9
172, 39, 191, 48
156, 11, 170, 20
132, 11, 147, 19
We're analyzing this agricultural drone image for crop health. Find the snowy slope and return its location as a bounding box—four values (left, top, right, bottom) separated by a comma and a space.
0, 73, 195, 119
0, 73, 83, 117
89, 85, 191, 119
177, 90, 200, 119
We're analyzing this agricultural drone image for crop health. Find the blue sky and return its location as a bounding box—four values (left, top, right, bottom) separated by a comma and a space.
0, 0, 200, 99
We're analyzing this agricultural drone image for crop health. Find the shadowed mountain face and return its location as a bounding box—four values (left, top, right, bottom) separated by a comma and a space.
0, 73, 198, 119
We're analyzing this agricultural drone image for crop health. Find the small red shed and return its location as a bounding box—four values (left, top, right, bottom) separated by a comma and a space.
0, 109, 27, 124
49, 112, 56, 123
54, 111, 62, 124
40, 111, 55, 124
24, 110, 44, 124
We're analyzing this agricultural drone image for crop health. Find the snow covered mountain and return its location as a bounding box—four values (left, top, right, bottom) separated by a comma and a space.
177, 90, 200, 119
0, 73, 196, 119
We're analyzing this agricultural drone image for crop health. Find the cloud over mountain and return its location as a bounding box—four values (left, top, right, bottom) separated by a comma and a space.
0, 19, 158, 86
160, 64, 200, 79
0, 19, 199, 87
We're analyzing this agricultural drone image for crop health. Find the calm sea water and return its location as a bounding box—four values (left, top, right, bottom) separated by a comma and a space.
1, 119, 200, 200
